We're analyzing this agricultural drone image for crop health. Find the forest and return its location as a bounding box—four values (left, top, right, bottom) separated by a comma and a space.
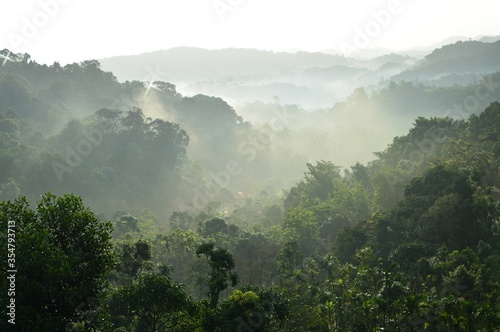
0, 41, 499, 331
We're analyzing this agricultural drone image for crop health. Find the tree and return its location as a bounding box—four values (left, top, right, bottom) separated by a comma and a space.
199, 216, 228, 237
277, 241, 303, 281
115, 240, 152, 282
218, 287, 289, 331
284, 161, 341, 209
350, 162, 372, 192
169, 210, 195, 230
196, 243, 239, 309
233, 233, 279, 286
112, 214, 140, 237
0, 193, 116, 331
469, 101, 500, 157
282, 207, 319, 256
335, 226, 368, 264
118, 273, 193, 332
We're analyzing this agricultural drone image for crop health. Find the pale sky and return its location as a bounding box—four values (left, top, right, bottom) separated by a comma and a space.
0, 0, 499, 64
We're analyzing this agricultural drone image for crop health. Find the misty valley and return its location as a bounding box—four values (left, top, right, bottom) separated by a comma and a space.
1, 39, 500, 331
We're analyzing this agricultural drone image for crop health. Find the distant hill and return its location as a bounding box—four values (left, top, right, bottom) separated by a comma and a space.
393, 40, 500, 81
368, 53, 414, 68
478, 35, 500, 43
100, 48, 416, 109
99, 47, 355, 82
99, 40, 500, 110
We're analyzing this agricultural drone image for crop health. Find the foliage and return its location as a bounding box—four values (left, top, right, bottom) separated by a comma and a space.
196, 243, 239, 309
0, 193, 116, 331
1, 50, 500, 331
114, 273, 193, 332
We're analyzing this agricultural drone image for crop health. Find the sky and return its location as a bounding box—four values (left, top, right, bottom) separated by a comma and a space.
0, 0, 499, 64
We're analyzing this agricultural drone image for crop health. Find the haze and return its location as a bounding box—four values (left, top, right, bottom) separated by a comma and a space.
2, 0, 500, 330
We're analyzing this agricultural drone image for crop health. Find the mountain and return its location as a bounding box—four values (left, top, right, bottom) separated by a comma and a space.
98, 40, 500, 110
100, 48, 417, 109
99, 47, 354, 82
393, 40, 500, 82
478, 35, 500, 43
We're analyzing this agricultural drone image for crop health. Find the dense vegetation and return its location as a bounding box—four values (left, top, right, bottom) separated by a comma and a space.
0, 47, 499, 331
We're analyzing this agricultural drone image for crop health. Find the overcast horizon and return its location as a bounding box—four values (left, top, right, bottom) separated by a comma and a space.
1, 0, 499, 65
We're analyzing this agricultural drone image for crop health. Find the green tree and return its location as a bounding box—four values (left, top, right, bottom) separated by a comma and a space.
118, 273, 194, 332
469, 101, 500, 157
0, 193, 116, 331
335, 225, 368, 264
114, 240, 152, 282
196, 243, 239, 309
284, 161, 341, 209
199, 216, 228, 238
282, 207, 319, 256
218, 287, 289, 332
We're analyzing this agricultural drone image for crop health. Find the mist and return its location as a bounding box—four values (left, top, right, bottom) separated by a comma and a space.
2, 36, 500, 331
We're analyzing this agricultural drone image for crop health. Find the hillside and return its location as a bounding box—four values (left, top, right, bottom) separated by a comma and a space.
1, 48, 500, 220
393, 40, 500, 81
99, 40, 500, 109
